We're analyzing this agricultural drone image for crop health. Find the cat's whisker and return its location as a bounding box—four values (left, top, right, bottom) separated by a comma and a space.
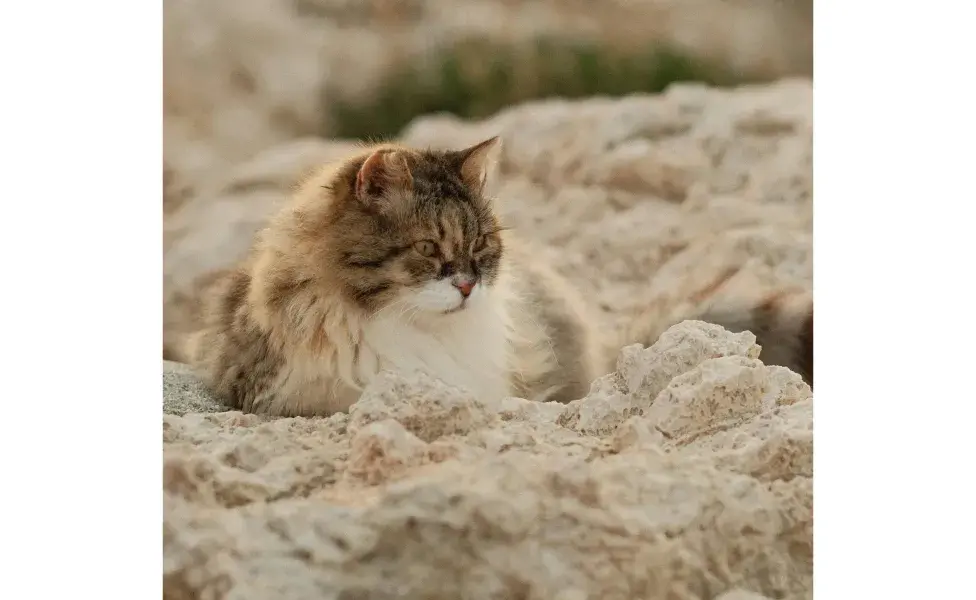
366, 296, 411, 323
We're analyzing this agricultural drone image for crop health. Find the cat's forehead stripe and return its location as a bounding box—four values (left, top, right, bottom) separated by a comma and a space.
413, 172, 469, 205
438, 204, 475, 259
462, 202, 481, 238
438, 211, 457, 260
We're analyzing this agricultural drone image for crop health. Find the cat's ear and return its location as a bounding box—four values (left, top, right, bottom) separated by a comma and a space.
354, 149, 413, 204
457, 136, 502, 195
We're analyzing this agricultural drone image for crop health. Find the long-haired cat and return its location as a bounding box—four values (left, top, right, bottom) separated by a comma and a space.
185, 137, 603, 417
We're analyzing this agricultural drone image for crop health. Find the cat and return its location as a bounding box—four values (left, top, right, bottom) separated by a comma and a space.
626, 287, 813, 387
184, 137, 603, 417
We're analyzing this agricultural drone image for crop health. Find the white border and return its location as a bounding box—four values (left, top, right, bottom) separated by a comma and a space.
2, 0, 974, 597
816, 1, 976, 597
0, 2, 161, 598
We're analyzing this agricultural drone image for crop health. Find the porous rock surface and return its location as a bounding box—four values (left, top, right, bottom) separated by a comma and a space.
164, 321, 812, 599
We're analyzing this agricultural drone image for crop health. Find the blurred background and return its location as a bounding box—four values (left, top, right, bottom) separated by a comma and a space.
163, 0, 813, 360
163, 0, 811, 215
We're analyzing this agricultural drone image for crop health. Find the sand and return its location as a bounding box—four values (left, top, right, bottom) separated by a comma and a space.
163, 79, 813, 598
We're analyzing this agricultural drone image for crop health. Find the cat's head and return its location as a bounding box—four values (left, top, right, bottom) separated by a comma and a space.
322, 137, 506, 317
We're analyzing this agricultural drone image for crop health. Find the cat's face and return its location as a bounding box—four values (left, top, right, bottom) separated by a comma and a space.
327, 138, 506, 316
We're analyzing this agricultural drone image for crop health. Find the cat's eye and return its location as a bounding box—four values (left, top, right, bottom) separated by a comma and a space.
414, 240, 438, 257
472, 236, 487, 252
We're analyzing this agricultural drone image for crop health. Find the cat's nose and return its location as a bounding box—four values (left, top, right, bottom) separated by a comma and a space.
453, 278, 475, 298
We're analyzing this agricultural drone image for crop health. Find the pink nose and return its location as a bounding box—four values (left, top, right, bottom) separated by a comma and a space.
454, 279, 475, 298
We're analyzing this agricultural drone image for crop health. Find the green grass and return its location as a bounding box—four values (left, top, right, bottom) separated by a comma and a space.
327, 38, 748, 140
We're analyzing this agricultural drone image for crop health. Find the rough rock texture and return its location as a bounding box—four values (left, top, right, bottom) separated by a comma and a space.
164, 321, 813, 599
163, 0, 812, 214
164, 79, 813, 359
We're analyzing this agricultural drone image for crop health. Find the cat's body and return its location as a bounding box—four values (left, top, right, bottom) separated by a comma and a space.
186, 138, 601, 417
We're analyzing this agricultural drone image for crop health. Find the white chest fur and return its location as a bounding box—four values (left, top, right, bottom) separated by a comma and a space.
266, 284, 515, 416
357, 291, 512, 404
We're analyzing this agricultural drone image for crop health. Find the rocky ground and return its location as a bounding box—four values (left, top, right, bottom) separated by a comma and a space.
165, 322, 812, 599
163, 79, 813, 598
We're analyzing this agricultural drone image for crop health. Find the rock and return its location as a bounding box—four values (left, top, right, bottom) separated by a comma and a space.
618, 321, 761, 404
714, 590, 777, 600
609, 415, 667, 453
165, 449, 812, 599
349, 370, 497, 443
165, 320, 814, 598
163, 410, 343, 508
345, 419, 429, 485
497, 395, 567, 423
559, 320, 768, 440
560, 372, 636, 437
644, 355, 778, 442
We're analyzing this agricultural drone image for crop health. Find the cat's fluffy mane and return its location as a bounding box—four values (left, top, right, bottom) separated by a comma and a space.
188, 137, 600, 416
